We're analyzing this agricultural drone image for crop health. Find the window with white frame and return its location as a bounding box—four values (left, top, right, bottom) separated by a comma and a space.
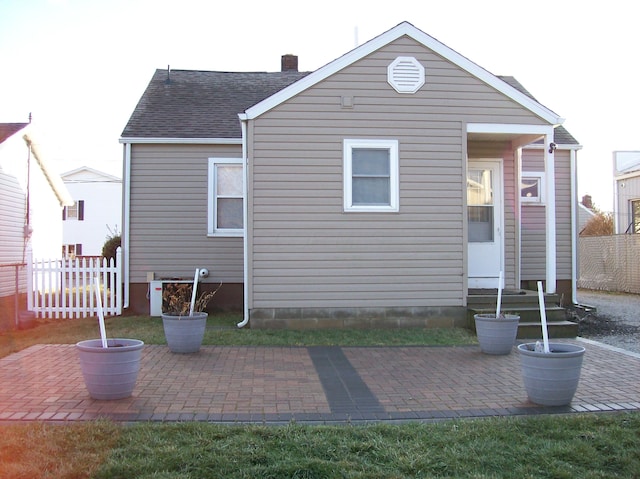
631, 199, 640, 234
521, 172, 544, 204
343, 139, 399, 212
208, 158, 243, 236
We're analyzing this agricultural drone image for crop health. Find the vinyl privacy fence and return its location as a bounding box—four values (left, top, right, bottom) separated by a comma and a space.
27, 247, 122, 318
578, 234, 640, 294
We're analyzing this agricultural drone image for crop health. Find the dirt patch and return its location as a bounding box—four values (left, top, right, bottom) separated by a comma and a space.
578, 313, 640, 337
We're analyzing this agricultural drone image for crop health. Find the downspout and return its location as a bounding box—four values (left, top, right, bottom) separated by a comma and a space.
515, 146, 522, 290
570, 148, 578, 304
544, 129, 557, 294
123, 143, 131, 309
237, 116, 249, 328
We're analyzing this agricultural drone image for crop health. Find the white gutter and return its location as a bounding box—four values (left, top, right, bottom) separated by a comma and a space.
123, 143, 131, 309
612, 152, 621, 233
515, 147, 522, 289
119, 137, 241, 145
570, 148, 578, 304
237, 117, 249, 328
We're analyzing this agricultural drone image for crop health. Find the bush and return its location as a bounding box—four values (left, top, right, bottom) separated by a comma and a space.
102, 234, 121, 262
580, 212, 614, 236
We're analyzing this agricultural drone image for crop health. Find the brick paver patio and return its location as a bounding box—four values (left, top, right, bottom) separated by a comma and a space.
0, 339, 639, 423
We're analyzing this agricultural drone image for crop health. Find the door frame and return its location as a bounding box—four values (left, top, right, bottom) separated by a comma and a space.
467, 159, 505, 289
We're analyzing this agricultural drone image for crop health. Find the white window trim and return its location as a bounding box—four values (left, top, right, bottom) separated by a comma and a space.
208, 157, 244, 237
343, 139, 399, 212
521, 171, 545, 205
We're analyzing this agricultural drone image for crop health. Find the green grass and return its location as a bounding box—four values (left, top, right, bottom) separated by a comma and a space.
0, 313, 477, 358
1, 414, 639, 478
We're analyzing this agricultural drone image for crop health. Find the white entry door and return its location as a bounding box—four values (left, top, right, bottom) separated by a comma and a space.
467, 161, 503, 289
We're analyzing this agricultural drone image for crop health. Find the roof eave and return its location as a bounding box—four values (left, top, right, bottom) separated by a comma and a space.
119, 137, 242, 145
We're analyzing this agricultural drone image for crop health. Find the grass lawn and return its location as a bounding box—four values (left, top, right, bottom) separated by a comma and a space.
0, 312, 477, 358
1, 413, 639, 478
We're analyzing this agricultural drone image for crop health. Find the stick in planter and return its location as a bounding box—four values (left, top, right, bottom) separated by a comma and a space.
94, 275, 108, 348
536, 281, 551, 353
189, 268, 200, 317
496, 271, 503, 318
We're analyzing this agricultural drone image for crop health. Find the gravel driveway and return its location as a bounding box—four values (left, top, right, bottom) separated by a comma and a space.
576, 289, 640, 354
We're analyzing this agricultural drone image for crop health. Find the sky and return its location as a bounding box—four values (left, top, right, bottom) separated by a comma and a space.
1, 0, 638, 212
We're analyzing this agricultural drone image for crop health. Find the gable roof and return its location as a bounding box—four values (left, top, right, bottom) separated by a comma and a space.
242, 22, 564, 125
61, 166, 121, 182
0, 123, 29, 144
121, 69, 309, 139
122, 22, 569, 143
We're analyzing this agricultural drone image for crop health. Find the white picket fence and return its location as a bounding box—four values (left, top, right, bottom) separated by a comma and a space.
27, 247, 122, 319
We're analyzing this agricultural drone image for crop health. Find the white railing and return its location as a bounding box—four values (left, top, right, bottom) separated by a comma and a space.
27, 247, 122, 318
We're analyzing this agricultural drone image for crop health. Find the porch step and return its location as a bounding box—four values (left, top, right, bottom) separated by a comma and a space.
468, 306, 567, 323
467, 289, 577, 339
516, 320, 578, 339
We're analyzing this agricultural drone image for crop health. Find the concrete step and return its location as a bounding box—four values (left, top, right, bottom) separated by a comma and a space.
467, 292, 561, 308
516, 320, 578, 339
469, 306, 567, 322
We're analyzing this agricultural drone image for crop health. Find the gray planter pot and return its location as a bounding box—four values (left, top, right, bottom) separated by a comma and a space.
162, 312, 208, 353
76, 338, 144, 400
518, 342, 586, 406
474, 313, 520, 355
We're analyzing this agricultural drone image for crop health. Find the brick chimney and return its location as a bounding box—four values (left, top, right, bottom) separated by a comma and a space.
581, 194, 593, 209
281, 54, 298, 72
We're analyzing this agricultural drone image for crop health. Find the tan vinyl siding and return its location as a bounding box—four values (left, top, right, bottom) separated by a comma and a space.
0, 172, 27, 296
248, 36, 547, 310
129, 144, 243, 284
521, 148, 573, 281
555, 150, 572, 279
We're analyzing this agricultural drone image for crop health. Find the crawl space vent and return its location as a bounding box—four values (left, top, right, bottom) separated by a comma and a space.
387, 56, 425, 94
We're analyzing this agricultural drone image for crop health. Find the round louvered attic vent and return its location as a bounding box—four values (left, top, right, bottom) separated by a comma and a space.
387, 56, 425, 94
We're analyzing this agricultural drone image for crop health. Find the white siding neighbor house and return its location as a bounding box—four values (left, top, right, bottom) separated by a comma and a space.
121, 22, 582, 328
0, 121, 73, 324
61, 166, 122, 258
613, 151, 640, 234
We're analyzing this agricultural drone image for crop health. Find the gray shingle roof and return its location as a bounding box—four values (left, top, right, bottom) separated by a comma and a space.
121, 69, 309, 139
498, 76, 579, 145
121, 68, 578, 145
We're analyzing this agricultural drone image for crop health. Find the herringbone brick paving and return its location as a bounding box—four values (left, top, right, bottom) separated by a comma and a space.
0, 339, 638, 423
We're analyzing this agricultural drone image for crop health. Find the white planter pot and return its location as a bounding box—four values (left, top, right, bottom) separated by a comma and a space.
474, 313, 520, 355
518, 342, 586, 406
162, 312, 208, 353
76, 338, 144, 400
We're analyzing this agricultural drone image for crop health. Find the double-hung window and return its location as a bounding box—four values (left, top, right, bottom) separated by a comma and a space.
343, 139, 399, 212
208, 158, 243, 236
62, 200, 84, 220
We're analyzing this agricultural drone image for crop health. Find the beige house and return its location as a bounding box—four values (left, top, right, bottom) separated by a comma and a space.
121, 22, 581, 327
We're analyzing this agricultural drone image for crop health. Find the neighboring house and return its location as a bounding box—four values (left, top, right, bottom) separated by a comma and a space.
613, 151, 640, 234
121, 22, 582, 327
61, 166, 122, 258
0, 121, 73, 320
578, 195, 596, 235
